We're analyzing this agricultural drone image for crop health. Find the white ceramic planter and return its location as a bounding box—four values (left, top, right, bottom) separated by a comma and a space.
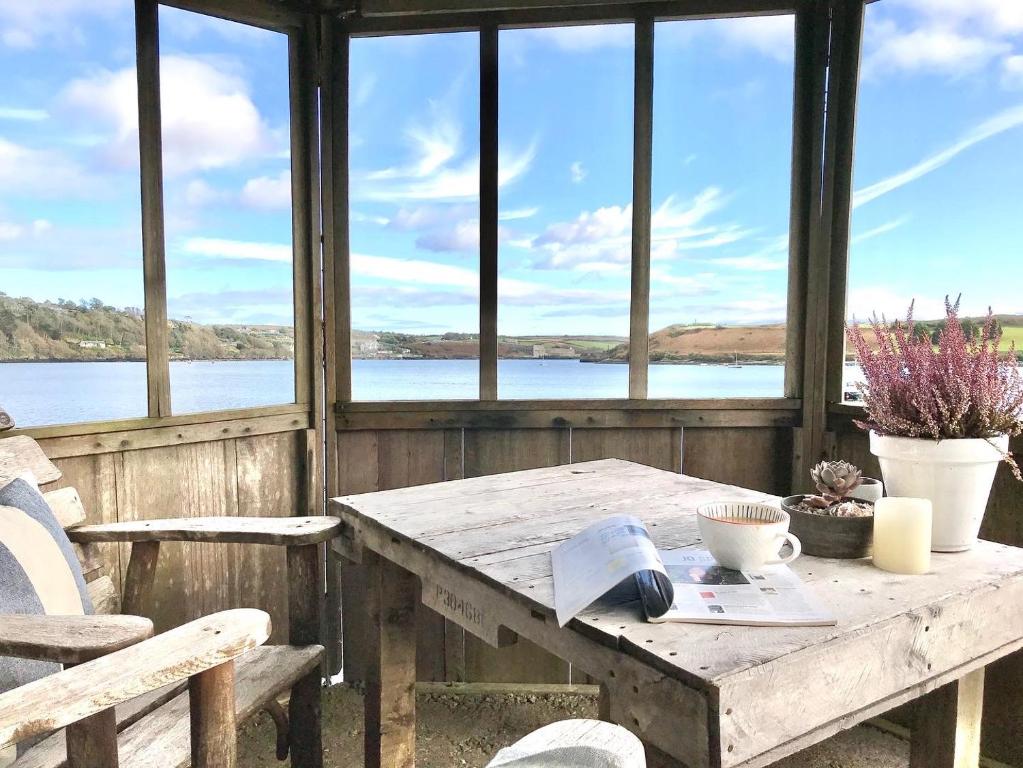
869, 432, 1008, 552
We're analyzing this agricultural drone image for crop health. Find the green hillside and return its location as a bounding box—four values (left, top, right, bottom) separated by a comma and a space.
0, 294, 294, 362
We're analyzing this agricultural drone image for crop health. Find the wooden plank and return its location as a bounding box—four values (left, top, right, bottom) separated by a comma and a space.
822, 0, 865, 408
0, 610, 270, 751
782, 3, 817, 400
9, 403, 310, 442
463, 429, 570, 477
88, 576, 121, 615
322, 19, 352, 406
188, 661, 238, 768
682, 427, 792, 496
15, 682, 189, 768
35, 412, 311, 459
0, 615, 153, 664
70, 516, 340, 545
114, 442, 231, 632
351, 0, 798, 28
340, 398, 800, 413
66, 708, 119, 768
287, 544, 325, 768
289, 19, 321, 415
44, 486, 86, 528
629, 16, 654, 400
22, 645, 323, 768
122, 542, 161, 616
364, 550, 418, 768
911, 669, 984, 768
338, 405, 798, 430
571, 427, 681, 472
52, 454, 124, 596
135, 0, 172, 419
159, 0, 304, 31
0, 435, 61, 484
479, 25, 499, 400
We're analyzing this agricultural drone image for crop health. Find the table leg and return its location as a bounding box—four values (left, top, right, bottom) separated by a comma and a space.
910, 668, 985, 768
364, 549, 418, 768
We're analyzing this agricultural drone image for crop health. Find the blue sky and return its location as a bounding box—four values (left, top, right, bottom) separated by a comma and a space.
1, 0, 1021, 335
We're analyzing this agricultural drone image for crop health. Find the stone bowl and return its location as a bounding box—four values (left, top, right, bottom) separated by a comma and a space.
781, 495, 873, 559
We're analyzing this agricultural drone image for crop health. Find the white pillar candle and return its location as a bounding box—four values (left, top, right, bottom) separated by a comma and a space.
873, 497, 932, 575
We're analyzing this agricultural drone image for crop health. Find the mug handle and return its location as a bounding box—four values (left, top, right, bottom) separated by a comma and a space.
765, 532, 801, 565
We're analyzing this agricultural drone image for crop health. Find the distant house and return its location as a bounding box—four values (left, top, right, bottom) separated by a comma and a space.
532, 344, 546, 359
356, 339, 379, 354
78, 340, 107, 350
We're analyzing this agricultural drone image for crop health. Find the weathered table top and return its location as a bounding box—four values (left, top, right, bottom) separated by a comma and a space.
332, 458, 1023, 768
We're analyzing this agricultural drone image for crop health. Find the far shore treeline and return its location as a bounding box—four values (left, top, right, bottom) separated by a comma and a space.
2, 293, 1021, 364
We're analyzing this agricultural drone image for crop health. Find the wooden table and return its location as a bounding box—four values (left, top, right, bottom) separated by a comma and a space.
330, 459, 1023, 768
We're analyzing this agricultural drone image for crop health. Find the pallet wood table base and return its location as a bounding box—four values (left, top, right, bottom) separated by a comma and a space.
331, 459, 1023, 768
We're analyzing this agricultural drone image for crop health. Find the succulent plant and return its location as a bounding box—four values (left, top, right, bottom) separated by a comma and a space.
811, 460, 863, 504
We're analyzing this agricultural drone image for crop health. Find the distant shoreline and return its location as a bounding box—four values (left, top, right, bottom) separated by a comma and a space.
0, 356, 787, 366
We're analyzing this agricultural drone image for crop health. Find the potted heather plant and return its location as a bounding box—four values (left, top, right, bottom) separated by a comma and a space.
847, 297, 1023, 551
782, 461, 878, 558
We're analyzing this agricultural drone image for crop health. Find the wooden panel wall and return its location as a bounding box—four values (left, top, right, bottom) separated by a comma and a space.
42, 428, 306, 645
337, 422, 789, 685
833, 426, 1023, 767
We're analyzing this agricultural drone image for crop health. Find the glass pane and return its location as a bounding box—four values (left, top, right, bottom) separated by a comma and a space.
160, 7, 296, 413
0, 0, 146, 427
846, 0, 1023, 400
649, 16, 794, 398
497, 25, 634, 399
349, 32, 480, 400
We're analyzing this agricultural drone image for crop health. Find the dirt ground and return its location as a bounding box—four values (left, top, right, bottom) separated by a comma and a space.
238, 685, 909, 767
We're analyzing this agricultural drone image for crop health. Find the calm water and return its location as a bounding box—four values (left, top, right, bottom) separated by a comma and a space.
0, 359, 791, 427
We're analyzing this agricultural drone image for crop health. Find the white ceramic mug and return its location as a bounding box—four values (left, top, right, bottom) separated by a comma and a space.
697, 502, 801, 571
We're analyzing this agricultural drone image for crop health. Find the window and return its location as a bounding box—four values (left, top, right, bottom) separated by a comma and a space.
349, 32, 481, 401
649, 16, 794, 398
0, 0, 146, 427
159, 7, 296, 413
846, 0, 1023, 398
496, 25, 634, 399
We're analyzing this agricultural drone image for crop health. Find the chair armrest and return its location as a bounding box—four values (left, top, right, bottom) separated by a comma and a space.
0, 608, 270, 751
0, 615, 153, 664
67, 516, 342, 546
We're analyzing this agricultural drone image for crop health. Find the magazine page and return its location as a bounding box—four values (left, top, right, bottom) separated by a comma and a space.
551, 515, 670, 627
651, 549, 835, 626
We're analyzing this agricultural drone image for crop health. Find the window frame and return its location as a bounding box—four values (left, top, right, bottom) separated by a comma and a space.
336, 0, 813, 405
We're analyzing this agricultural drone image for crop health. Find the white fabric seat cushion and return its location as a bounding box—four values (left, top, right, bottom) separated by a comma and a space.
486, 719, 646, 768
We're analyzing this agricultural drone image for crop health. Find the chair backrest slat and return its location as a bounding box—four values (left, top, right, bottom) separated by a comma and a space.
0, 435, 62, 486
42, 487, 87, 529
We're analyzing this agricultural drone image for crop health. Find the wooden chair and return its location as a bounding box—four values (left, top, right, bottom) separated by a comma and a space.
0, 434, 339, 768
1, 609, 271, 767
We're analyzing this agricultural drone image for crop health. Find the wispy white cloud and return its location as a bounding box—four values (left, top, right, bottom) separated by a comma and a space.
850, 216, 910, 245
182, 237, 291, 263
853, 105, 1023, 208
353, 101, 535, 202
570, 161, 587, 184
0, 106, 48, 121
498, 207, 539, 221
1004, 55, 1023, 90
864, 21, 1010, 78
60, 55, 277, 176
240, 170, 292, 210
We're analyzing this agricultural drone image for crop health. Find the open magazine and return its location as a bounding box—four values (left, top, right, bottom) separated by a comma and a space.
551, 515, 835, 627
